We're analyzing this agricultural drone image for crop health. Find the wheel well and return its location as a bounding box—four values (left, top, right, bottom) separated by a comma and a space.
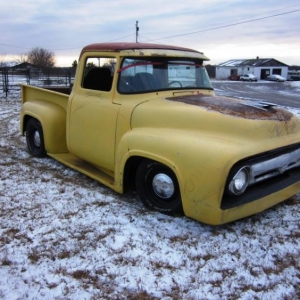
23, 115, 39, 134
23, 115, 30, 134
122, 156, 180, 194
123, 156, 144, 192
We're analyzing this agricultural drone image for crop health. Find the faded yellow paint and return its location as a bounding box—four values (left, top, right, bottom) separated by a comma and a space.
20, 43, 300, 225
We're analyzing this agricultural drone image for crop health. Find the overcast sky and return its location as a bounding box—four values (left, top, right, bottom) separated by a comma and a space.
1, 0, 299, 67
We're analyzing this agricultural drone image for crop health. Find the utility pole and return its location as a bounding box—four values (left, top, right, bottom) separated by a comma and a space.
136, 21, 139, 43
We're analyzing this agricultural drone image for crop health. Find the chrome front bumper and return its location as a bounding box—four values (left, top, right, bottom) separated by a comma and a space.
221, 143, 300, 210
250, 147, 300, 185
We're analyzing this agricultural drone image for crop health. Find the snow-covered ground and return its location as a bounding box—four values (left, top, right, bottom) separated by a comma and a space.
211, 80, 300, 109
0, 94, 300, 299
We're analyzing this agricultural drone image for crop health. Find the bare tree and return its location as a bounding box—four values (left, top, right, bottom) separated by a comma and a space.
0, 54, 8, 68
14, 53, 28, 65
27, 47, 55, 67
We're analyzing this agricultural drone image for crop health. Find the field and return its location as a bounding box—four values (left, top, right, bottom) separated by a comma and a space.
0, 86, 300, 299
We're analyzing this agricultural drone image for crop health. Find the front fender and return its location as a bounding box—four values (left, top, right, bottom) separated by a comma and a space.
21, 100, 68, 154
115, 128, 244, 219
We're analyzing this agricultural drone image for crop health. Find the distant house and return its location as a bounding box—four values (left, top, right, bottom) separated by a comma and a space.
11, 62, 42, 75
11, 62, 39, 70
216, 58, 289, 80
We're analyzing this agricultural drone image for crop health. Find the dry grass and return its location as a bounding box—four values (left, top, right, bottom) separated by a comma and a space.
0, 98, 300, 299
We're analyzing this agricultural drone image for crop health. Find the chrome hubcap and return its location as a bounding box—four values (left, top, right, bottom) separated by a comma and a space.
33, 131, 41, 147
152, 174, 174, 199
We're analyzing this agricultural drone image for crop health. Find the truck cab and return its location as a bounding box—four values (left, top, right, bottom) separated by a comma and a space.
20, 43, 300, 225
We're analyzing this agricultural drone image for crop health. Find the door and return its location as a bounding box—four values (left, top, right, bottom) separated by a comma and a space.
68, 57, 119, 172
260, 68, 270, 80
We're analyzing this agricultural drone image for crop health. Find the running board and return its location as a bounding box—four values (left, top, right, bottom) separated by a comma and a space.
48, 153, 115, 189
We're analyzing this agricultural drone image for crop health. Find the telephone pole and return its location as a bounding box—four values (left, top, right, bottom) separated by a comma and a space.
136, 21, 139, 43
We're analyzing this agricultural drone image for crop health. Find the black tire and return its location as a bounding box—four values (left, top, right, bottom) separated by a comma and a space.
136, 159, 183, 214
26, 118, 46, 157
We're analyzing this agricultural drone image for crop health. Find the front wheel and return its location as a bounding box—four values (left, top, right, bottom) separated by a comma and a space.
26, 118, 46, 157
136, 159, 183, 214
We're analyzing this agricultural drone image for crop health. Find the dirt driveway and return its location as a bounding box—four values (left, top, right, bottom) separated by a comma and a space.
212, 80, 300, 108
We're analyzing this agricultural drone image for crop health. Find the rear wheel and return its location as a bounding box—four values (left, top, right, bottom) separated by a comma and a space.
26, 118, 46, 157
136, 159, 183, 214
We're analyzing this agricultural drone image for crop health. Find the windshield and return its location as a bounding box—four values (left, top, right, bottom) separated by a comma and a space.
117, 57, 213, 94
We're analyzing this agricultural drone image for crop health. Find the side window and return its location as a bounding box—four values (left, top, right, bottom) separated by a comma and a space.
82, 57, 116, 91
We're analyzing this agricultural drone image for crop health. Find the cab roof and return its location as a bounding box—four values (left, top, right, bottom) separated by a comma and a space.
80, 42, 208, 60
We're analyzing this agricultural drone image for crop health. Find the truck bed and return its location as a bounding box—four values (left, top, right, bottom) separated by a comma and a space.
43, 86, 72, 95
20, 84, 69, 111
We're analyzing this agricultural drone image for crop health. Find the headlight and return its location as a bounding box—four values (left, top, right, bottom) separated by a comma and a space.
227, 166, 250, 195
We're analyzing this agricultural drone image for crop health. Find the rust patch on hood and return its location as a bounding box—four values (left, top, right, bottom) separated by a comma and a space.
166, 94, 293, 121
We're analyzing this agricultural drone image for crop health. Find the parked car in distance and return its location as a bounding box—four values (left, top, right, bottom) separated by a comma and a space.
240, 74, 258, 82
228, 75, 240, 81
290, 75, 300, 81
267, 75, 286, 82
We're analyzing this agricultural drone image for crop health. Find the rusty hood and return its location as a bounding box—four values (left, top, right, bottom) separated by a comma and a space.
131, 93, 300, 146
166, 94, 293, 121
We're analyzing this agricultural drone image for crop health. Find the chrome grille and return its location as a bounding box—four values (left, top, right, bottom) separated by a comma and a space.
249, 148, 300, 185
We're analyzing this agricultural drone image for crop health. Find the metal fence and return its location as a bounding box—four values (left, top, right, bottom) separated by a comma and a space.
0, 67, 76, 99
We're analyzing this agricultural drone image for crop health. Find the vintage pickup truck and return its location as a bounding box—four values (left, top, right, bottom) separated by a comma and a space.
20, 42, 300, 225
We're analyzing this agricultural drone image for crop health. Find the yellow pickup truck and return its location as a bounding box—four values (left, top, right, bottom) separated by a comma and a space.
20, 42, 300, 225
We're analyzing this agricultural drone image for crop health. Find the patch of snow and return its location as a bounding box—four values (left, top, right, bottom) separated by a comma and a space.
0, 99, 299, 299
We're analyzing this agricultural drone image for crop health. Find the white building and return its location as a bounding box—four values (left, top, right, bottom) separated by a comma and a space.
216, 58, 289, 80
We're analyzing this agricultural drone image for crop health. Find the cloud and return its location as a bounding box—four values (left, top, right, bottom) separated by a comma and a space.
0, 0, 299, 66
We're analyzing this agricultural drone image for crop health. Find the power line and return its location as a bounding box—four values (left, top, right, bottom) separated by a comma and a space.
0, 7, 299, 51
149, 8, 300, 41
142, 3, 300, 36
106, 33, 135, 43
0, 33, 137, 51
0, 42, 81, 51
